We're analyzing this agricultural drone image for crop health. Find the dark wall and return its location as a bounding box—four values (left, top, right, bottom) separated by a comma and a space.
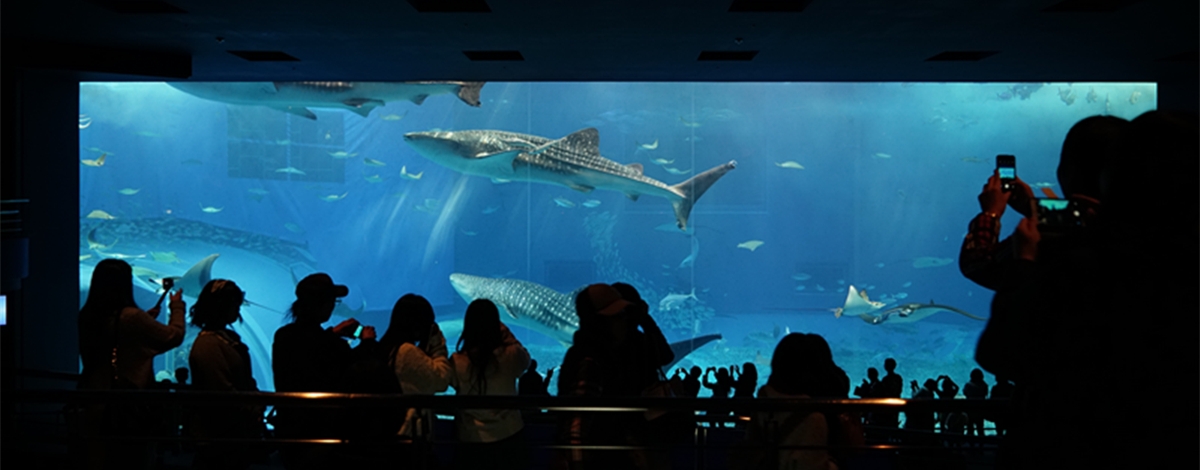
4, 70, 81, 388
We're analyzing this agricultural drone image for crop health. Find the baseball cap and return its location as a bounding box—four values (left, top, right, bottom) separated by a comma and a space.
295, 273, 349, 301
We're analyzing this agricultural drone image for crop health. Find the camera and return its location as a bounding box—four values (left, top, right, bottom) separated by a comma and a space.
1035, 198, 1086, 232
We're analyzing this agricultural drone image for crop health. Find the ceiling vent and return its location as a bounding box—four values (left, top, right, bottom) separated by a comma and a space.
728, 0, 812, 12
1157, 48, 1198, 62
1042, 0, 1143, 12
92, 0, 186, 13
925, 51, 998, 62
463, 50, 524, 61
408, 0, 491, 12
698, 50, 759, 61
227, 50, 300, 62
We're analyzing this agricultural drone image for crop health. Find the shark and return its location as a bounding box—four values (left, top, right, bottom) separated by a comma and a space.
167, 81, 486, 120
448, 273, 720, 368
404, 128, 737, 230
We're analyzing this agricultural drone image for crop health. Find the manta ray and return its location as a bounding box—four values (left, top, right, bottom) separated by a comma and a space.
833, 285, 985, 325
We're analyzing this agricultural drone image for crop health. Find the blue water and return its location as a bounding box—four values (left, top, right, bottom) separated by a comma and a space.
79, 81, 1156, 394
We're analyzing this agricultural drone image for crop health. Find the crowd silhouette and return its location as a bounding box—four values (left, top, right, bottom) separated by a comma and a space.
72, 110, 1197, 469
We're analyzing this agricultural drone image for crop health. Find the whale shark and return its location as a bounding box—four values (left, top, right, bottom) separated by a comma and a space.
167, 81, 485, 120
404, 128, 737, 230
854, 302, 987, 325
448, 273, 720, 368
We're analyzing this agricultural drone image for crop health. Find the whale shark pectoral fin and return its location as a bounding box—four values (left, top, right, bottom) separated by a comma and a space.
271, 106, 317, 120
665, 333, 722, 369
568, 183, 595, 193
625, 193, 640, 202
410, 93, 429, 105
627, 163, 644, 175
180, 254, 220, 297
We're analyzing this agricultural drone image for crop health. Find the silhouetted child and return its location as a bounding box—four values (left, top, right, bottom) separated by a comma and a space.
518, 359, 553, 396
936, 375, 962, 434
989, 376, 1014, 436
962, 368, 989, 438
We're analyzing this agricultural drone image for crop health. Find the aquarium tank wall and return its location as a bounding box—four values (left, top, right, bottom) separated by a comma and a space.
79, 81, 1155, 393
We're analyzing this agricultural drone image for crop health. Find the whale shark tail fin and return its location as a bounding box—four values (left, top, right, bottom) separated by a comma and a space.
669, 161, 737, 231
456, 82, 485, 107
665, 333, 722, 369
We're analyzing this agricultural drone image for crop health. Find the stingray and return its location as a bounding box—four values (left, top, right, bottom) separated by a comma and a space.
854, 301, 986, 325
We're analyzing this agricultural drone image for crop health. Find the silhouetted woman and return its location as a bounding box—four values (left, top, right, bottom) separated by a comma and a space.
732, 362, 759, 398
736, 332, 850, 470
448, 299, 531, 470
378, 293, 451, 465
77, 259, 185, 470
188, 279, 260, 470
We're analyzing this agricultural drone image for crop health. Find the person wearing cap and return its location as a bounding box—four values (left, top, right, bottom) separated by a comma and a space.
187, 279, 260, 470
555, 283, 674, 469
271, 273, 377, 469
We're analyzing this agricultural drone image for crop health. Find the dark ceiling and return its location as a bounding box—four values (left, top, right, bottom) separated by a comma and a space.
5, 0, 1198, 82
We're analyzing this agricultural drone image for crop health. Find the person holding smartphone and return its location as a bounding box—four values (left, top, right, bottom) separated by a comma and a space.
271, 273, 376, 469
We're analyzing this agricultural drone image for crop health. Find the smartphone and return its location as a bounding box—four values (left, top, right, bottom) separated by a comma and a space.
153, 277, 176, 310
1035, 198, 1083, 231
996, 155, 1016, 191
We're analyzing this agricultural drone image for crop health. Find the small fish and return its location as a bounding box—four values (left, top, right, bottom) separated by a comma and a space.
381, 112, 407, 121
873, 153, 892, 159
792, 273, 812, 281
553, 197, 576, 208
460, 229, 478, 236
150, 251, 183, 264
325, 131, 332, 140
895, 292, 909, 299
815, 285, 826, 292
85, 147, 114, 155
902, 281, 912, 288
1129, 91, 1142, 105
913, 256, 954, 268
79, 114, 93, 129
837, 279, 845, 285
364, 158, 387, 167
275, 139, 292, 146
1086, 88, 1099, 104
400, 166, 423, 180
328, 151, 358, 158
200, 205, 224, 213
775, 161, 805, 170
275, 167, 307, 175
81, 153, 107, 167
875, 262, 885, 268
79, 254, 92, 261
320, 192, 348, 202
364, 175, 384, 183
737, 240, 765, 252
482, 205, 501, 214
651, 158, 675, 165
1058, 87, 1076, 106
86, 210, 117, 220
134, 130, 159, 137
664, 167, 692, 175
117, 188, 140, 195
181, 159, 204, 165
659, 289, 698, 311
960, 157, 986, 163
639, 139, 659, 150
795, 285, 806, 291
581, 200, 601, 208
284, 223, 305, 233
679, 117, 702, 128
247, 188, 270, 196
836, 287, 846, 293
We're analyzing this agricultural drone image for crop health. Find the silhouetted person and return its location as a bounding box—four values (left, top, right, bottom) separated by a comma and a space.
906, 379, 937, 432
854, 367, 879, 399
935, 375, 962, 434
519, 359, 553, 396
272, 273, 377, 470
673, 366, 702, 398
188, 279, 260, 470
173, 367, 190, 389
449, 299, 532, 470
704, 367, 735, 399
988, 376, 1014, 436
735, 332, 854, 470
557, 283, 673, 469
377, 293, 450, 466
875, 358, 903, 429
76, 259, 185, 470
731, 363, 758, 398
962, 369, 989, 438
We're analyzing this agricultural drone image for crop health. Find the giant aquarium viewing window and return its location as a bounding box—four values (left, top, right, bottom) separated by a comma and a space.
79, 81, 1156, 393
